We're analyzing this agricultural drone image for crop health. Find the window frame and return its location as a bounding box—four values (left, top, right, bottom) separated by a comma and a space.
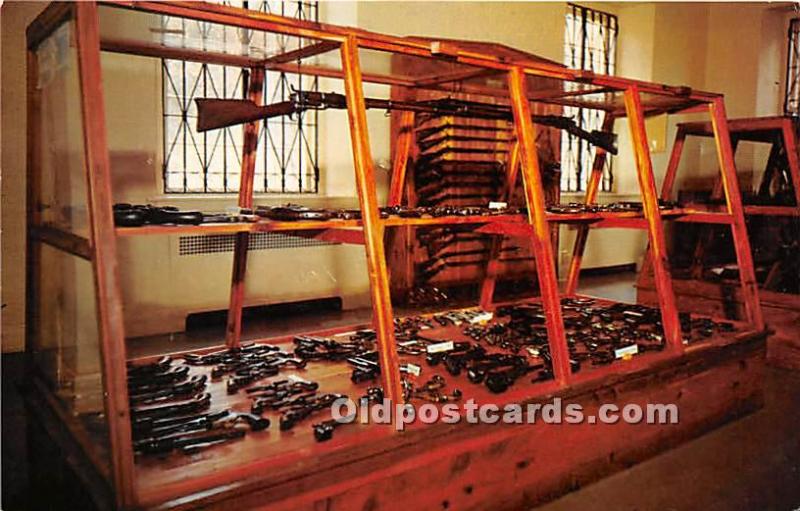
160, 0, 320, 195
561, 3, 618, 194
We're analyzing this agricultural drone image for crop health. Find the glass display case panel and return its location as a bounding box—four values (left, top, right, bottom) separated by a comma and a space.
35, 21, 91, 238
30, 242, 112, 475
97, 4, 328, 64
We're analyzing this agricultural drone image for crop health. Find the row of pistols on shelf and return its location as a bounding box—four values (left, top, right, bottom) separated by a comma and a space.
113, 200, 684, 227
125, 298, 736, 457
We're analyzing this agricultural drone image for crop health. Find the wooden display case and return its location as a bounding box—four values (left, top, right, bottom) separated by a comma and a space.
636, 116, 800, 368
24, 2, 767, 509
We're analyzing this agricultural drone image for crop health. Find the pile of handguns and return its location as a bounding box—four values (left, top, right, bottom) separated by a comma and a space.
245, 378, 345, 431
184, 342, 307, 394
113, 203, 258, 227
546, 199, 681, 215
679, 311, 735, 340
425, 339, 553, 394
312, 387, 383, 442
253, 203, 523, 222
402, 375, 462, 403
294, 335, 374, 361
127, 356, 270, 456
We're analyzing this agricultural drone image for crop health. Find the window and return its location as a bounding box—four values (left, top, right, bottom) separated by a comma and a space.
561, 4, 618, 193
162, 1, 319, 194
785, 18, 800, 116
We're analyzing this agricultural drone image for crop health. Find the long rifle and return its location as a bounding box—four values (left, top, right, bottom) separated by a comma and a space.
196, 90, 618, 154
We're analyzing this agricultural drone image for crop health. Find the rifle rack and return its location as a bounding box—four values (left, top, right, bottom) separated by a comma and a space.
25, 2, 767, 509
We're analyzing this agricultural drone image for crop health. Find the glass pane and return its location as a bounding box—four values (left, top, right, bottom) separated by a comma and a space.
35, 22, 91, 237
31, 20, 112, 479
31, 242, 112, 473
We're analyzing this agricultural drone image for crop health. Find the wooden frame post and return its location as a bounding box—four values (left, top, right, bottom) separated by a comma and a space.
387, 110, 416, 206
479, 140, 520, 309
507, 67, 570, 384
225, 67, 266, 347
564, 114, 615, 295
708, 98, 764, 329
638, 124, 690, 282
780, 119, 800, 207
623, 86, 682, 352
74, 2, 135, 505
341, 36, 403, 404
25, 48, 42, 357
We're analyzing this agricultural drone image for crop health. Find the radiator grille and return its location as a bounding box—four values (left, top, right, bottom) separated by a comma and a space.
179, 233, 338, 256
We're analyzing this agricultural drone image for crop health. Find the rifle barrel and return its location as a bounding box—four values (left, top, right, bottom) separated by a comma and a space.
195, 92, 617, 153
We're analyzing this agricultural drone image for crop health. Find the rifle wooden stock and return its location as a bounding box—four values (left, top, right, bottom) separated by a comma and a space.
195, 98, 295, 132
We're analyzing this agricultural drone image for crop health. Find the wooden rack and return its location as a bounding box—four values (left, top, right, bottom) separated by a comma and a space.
636, 116, 799, 365
25, 2, 765, 508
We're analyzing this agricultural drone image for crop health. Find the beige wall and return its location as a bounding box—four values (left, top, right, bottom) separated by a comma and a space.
2, 2, 47, 352
1, 2, 791, 351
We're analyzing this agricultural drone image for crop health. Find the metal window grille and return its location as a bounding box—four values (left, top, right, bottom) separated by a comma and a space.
162, 0, 320, 194
562, 4, 618, 192
785, 18, 800, 116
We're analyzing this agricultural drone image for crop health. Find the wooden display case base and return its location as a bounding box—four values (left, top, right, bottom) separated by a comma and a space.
25, 322, 766, 510
637, 276, 800, 370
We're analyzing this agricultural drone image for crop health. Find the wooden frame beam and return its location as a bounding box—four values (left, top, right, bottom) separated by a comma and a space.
708, 99, 764, 329
564, 114, 615, 296
26, 2, 73, 49
507, 67, 571, 385
74, 3, 135, 505
623, 86, 683, 352
341, 35, 403, 405
387, 110, 416, 206
479, 140, 520, 309
261, 40, 340, 68
225, 67, 265, 348
29, 225, 92, 260
414, 67, 502, 88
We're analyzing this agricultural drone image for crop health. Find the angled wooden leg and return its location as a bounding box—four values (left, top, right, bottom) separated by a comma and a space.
708, 98, 764, 330
688, 137, 739, 280
756, 135, 781, 197
341, 36, 403, 404
639, 125, 687, 285
508, 67, 570, 385
225, 67, 265, 347
780, 118, 800, 207
74, 3, 134, 505
388, 110, 415, 206
564, 115, 615, 296
623, 86, 682, 352
479, 140, 520, 309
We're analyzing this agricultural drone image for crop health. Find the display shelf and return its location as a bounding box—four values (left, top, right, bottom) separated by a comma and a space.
115, 297, 758, 506
25, 2, 765, 508
113, 209, 737, 238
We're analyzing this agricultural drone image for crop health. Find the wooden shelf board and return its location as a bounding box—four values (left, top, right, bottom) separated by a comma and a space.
123, 296, 762, 506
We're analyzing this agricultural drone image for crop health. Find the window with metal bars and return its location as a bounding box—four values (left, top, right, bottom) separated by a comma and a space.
561, 3, 618, 193
162, 0, 319, 194
785, 18, 800, 116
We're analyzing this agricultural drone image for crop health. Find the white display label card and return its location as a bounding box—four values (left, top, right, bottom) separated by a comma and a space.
426, 341, 455, 354
404, 363, 422, 376
469, 312, 494, 324
615, 344, 639, 359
